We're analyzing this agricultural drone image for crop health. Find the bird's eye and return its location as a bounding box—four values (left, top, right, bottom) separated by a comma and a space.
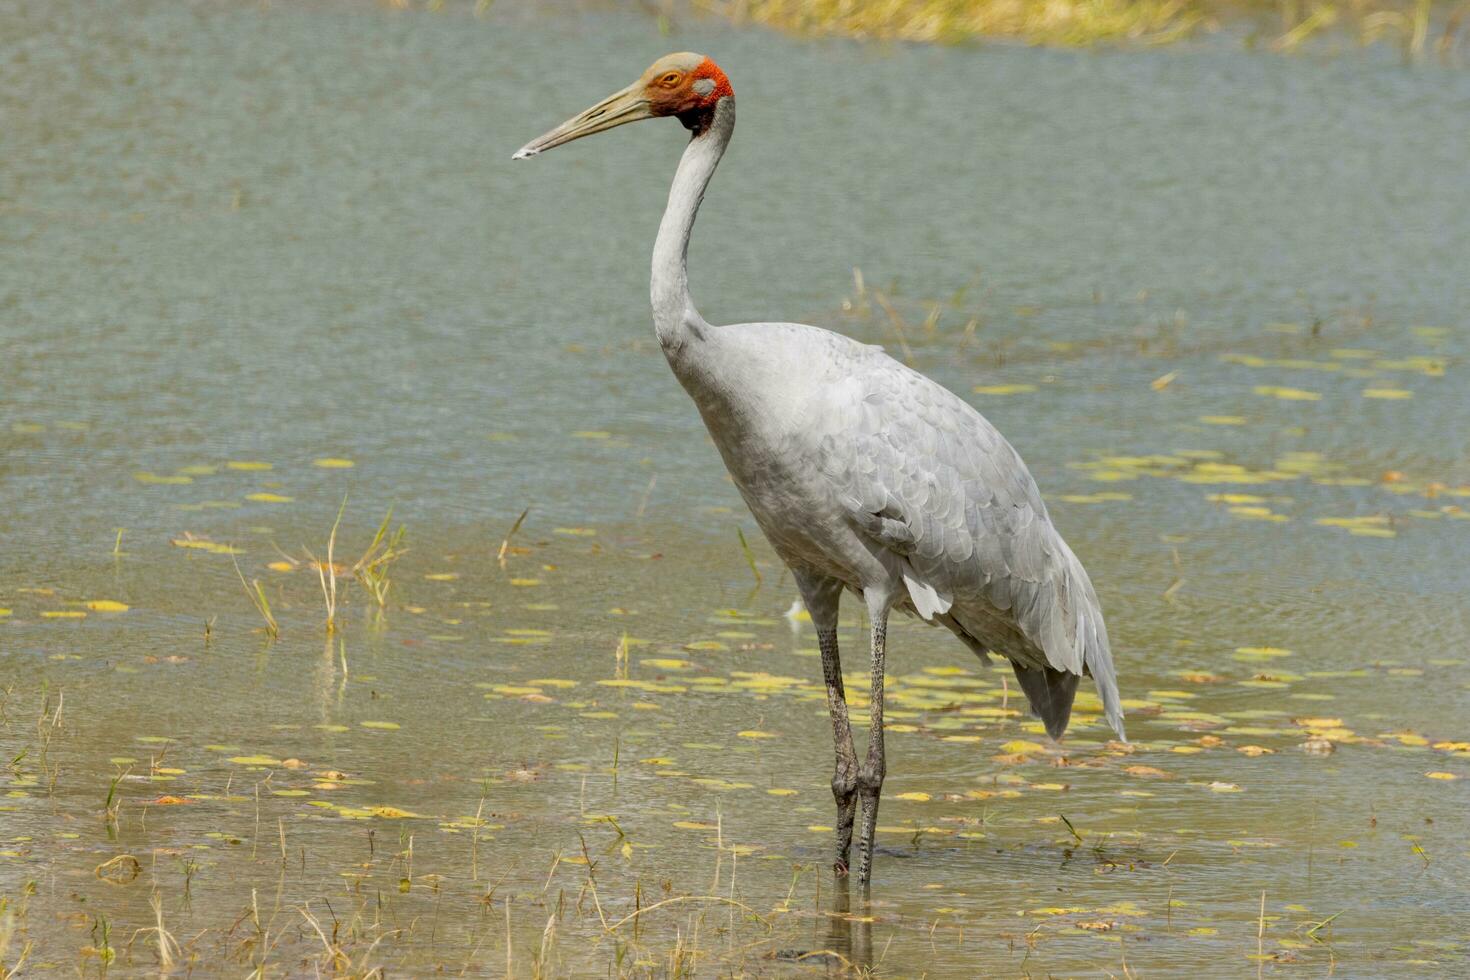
660, 72, 681, 86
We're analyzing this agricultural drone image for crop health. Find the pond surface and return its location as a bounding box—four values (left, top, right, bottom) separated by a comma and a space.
2, 0, 1469, 975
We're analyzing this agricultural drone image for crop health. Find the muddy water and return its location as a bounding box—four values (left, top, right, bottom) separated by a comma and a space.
2, 0, 1468, 975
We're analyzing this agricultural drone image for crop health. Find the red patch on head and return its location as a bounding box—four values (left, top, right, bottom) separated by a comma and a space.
694, 58, 734, 104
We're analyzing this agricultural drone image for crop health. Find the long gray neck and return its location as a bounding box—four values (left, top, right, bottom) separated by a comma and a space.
651, 97, 734, 356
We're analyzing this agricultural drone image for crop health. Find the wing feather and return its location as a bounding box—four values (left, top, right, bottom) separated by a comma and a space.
811, 351, 1124, 739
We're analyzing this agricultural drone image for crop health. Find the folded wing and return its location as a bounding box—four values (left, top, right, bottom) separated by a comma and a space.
811, 358, 1124, 741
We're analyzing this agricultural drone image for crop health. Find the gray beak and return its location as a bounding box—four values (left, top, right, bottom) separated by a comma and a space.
512, 82, 654, 160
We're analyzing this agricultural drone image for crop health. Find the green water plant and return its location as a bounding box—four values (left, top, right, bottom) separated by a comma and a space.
352, 508, 407, 608
735, 527, 762, 585
305, 496, 349, 634
233, 555, 279, 639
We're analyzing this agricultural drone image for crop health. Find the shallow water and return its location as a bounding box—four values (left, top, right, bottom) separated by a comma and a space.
2, 0, 1468, 975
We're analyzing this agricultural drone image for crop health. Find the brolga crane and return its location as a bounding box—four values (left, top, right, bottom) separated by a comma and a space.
514, 53, 1125, 885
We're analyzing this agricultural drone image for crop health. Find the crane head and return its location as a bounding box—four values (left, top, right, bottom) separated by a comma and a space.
512, 53, 733, 160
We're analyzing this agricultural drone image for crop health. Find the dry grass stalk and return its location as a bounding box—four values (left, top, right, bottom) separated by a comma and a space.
498, 507, 531, 569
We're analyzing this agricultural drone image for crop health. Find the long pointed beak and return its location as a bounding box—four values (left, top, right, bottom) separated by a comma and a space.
512, 83, 653, 160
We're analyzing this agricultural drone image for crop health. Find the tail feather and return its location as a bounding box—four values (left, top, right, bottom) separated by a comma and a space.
1010, 662, 1080, 741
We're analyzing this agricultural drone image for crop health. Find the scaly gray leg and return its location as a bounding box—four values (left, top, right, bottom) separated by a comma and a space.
793, 572, 859, 876
855, 599, 890, 885
818, 626, 859, 873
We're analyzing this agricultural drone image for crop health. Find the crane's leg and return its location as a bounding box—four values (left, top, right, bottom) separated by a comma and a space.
855, 592, 891, 885
819, 623, 860, 873
793, 571, 859, 875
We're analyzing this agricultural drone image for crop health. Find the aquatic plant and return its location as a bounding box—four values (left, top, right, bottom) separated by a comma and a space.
305, 497, 348, 634
352, 507, 408, 608
233, 556, 280, 639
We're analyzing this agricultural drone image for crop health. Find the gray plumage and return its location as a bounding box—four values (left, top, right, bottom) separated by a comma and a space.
680, 317, 1124, 742
515, 52, 1124, 884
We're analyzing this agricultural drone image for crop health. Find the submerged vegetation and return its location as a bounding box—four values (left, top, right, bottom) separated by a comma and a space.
3, 534, 1467, 972
2, 302, 1465, 975
234, 499, 408, 639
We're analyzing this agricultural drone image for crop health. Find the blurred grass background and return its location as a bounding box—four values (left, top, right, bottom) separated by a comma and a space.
409, 0, 1468, 58
698, 0, 1466, 55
